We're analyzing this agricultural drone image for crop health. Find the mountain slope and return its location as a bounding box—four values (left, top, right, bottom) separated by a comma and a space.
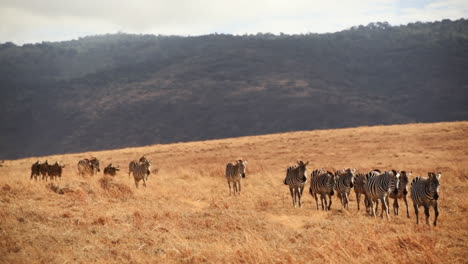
1, 19, 468, 158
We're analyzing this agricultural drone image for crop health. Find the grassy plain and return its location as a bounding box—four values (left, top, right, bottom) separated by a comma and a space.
1, 122, 467, 263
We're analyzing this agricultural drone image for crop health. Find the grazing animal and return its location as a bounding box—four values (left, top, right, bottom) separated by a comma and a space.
365, 170, 400, 219
225, 160, 248, 196
30, 161, 41, 180
48, 162, 65, 180
133, 159, 152, 188
283, 161, 309, 208
104, 163, 120, 177
40, 160, 49, 180
334, 168, 356, 209
77, 157, 100, 177
353, 171, 369, 211
389, 170, 412, 218
411, 172, 442, 226
309, 169, 335, 211
128, 156, 148, 178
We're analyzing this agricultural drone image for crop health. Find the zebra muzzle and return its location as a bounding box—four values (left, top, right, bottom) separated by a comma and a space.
242, 173, 246, 178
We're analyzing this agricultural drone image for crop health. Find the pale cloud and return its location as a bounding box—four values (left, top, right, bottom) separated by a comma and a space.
0, 0, 466, 44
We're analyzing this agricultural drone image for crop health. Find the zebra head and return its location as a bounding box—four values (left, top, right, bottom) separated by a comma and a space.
399, 171, 412, 195
428, 172, 442, 200
296, 160, 309, 180
390, 170, 400, 194
90, 158, 100, 173
238, 160, 248, 178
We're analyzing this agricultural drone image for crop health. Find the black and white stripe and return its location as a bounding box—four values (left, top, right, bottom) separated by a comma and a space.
225, 160, 248, 196
334, 168, 356, 209
309, 169, 335, 211
410, 172, 441, 226
283, 161, 309, 208
48, 162, 65, 180
133, 159, 152, 188
40, 160, 49, 180
365, 170, 400, 219
389, 170, 412, 218
353, 171, 369, 211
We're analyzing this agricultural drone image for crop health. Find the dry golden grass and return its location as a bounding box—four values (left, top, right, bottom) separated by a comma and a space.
1, 121, 468, 263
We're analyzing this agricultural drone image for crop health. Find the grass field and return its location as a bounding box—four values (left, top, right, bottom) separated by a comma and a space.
1, 122, 467, 263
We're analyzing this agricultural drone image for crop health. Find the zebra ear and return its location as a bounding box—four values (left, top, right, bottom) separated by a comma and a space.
304, 161, 309, 166
428, 172, 435, 177
436, 173, 442, 180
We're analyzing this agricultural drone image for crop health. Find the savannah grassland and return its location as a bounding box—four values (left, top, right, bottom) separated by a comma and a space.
1, 122, 467, 263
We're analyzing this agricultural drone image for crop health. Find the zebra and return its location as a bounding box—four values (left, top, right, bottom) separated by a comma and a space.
283, 161, 309, 208
225, 160, 248, 196
104, 163, 120, 177
411, 172, 442, 226
133, 159, 152, 188
40, 160, 49, 180
77, 157, 100, 177
389, 170, 412, 218
334, 168, 356, 209
365, 170, 400, 219
128, 156, 148, 178
48, 162, 65, 180
30, 161, 41, 180
353, 171, 370, 211
309, 169, 335, 211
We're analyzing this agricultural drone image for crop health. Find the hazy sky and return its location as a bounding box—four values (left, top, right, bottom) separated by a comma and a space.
1, 0, 467, 44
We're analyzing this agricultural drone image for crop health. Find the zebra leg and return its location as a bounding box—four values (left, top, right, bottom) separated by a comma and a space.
238, 181, 241, 195
434, 202, 439, 226
380, 197, 389, 219
356, 192, 361, 211
289, 187, 296, 208
320, 194, 325, 211
227, 180, 232, 196
234, 182, 239, 196
134, 179, 139, 188
404, 196, 410, 218
393, 198, 399, 216
424, 205, 431, 225
414, 203, 419, 224
344, 192, 349, 209
297, 187, 303, 208
327, 194, 333, 210
314, 193, 319, 210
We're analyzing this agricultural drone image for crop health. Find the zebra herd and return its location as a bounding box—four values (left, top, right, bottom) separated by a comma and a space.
225, 160, 442, 226
28, 157, 441, 225
29, 156, 153, 189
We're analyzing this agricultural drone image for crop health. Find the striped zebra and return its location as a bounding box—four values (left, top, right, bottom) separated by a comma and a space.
283, 161, 309, 208
30, 161, 41, 180
40, 160, 49, 180
411, 172, 442, 226
309, 169, 335, 211
225, 160, 248, 196
365, 170, 400, 219
128, 156, 148, 178
389, 170, 412, 218
133, 159, 152, 188
334, 168, 356, 209
77, 157, 100, 177
353, 171, 370, 211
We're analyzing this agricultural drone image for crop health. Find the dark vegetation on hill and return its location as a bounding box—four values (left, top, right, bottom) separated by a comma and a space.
1, 19, 468, 159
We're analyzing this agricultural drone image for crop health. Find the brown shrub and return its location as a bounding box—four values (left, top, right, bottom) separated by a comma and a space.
98, 176, 133, 200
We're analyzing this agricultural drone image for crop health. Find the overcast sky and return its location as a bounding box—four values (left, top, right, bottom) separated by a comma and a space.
1, 0, 467, 44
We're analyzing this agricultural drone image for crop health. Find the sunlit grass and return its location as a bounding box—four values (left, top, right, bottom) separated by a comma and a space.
1, 121, 467, 263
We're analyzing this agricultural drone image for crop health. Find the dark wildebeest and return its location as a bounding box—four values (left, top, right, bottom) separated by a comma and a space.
40, 160, 49, 180
104, 163, 120, 177
48, 162, 65, 180
30, 161, 41, 180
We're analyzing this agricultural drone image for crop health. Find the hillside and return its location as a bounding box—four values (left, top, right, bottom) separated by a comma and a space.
1, 19, 468, 158
1, 122, 467, 263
